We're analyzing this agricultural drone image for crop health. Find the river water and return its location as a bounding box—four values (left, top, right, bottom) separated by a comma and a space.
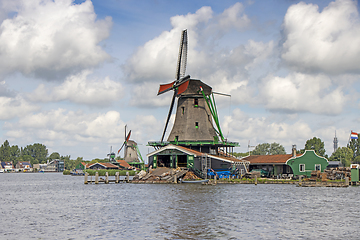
0, 173, 359, 239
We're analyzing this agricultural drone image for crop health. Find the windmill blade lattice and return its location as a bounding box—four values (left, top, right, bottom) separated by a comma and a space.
158, 29, 190, 142
176, 29, 187, 80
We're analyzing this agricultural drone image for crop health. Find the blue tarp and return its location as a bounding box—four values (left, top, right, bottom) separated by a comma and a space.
207, 169, 235, 178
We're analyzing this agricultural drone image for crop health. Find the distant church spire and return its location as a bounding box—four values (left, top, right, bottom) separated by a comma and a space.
333, 130, 338, 153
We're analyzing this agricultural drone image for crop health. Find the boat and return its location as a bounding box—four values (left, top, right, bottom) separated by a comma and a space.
180, 179, 209, 184
70, 169, 85, 176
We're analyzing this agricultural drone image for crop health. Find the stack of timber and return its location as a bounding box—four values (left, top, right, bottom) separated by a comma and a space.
182, 171, 202, 180
132, 167, 189, 183
324, 167, 350, 180
298, 169, 349, 187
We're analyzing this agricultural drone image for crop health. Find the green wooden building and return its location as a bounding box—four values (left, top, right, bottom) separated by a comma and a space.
351, 164, 359, 183
286, 150, 329, 177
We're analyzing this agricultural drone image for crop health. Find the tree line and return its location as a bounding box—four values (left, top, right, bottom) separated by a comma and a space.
0, 140, 118, 170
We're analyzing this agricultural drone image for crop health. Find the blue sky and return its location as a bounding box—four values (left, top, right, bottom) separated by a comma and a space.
0, 0, 359, 160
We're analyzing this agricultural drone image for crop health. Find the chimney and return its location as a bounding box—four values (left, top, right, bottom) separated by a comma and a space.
292, 145, 297, 157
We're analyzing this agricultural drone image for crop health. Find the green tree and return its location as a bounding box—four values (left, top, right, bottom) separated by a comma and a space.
269, 142, 286, 155
252, 142, 286, 155
10, 145, 20, 166
0, 140, 11, 162
353, 155, 360, 164
61, 155, 72, 170
19, 155, 36, 165
22, 143, 48, 164
329, 147, 353, 167
252, 143, 270, 155
347, 137, 360, 158
299, 137, 327, 158
49, 152, 61, 160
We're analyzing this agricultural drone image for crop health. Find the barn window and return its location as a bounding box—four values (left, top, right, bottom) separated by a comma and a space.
299, 164, 305, 172
315, 164, 321, 171
195, 122, 198, 128
181, 107, 185, 115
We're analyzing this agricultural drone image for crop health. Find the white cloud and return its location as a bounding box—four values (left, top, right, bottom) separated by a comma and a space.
282, 0, 360, 74
3, 108, 163, 159
223, 108, 314, 152
28, 70, 123, 107
259, 73, 348, 115
122, 3, 277, 108
217, 2, 250, 31
0, 95, 39, 120
0, 0, 112, 80
6, 109, 125, 142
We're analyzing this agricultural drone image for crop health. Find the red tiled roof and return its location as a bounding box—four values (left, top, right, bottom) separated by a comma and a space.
100, 162, 119, 168
88, 162, 119, 169
116, 160, 131, 169
243, 154, 301, 164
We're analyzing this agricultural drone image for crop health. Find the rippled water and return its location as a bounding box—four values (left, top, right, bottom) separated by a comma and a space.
0, 173, 359, 239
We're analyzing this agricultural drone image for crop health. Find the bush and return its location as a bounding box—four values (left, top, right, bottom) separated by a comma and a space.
63, 170, 71, 175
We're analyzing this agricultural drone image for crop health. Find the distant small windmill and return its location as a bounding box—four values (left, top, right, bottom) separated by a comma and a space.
107, 146, 116, 162
118, 125, 143, 164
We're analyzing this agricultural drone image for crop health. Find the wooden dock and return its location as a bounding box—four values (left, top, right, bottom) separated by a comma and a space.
84, 172, 131, 184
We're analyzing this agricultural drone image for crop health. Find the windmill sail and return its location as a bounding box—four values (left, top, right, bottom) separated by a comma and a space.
159, 29, 189, 142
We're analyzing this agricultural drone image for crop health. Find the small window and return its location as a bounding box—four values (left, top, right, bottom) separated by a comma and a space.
181, 107, 185, 115
299, 164, 305, 172
315, 164, 321, 171
195, 122, 198, 128
175, 136, 179, 141
194, 98, 198, 107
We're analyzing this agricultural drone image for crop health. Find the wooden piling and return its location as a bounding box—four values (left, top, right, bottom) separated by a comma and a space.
95, 172, 99, 184
345, 177, 349, 186
115, 172, 119, 183
255, 175, 257, 185
105, 172, 109, 184
174, 175, 177, 183
84, 172, 88, 184
125, 171, 129, 183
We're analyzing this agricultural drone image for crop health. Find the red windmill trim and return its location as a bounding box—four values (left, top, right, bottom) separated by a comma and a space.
158, 81, 175, 95
176, 80, 190, 95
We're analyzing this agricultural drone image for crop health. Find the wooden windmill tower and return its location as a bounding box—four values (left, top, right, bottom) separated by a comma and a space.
152, 29, 229, 153
118, 125, 145, 169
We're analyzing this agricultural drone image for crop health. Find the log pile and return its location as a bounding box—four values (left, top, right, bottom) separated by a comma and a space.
324, 167, 350, 180
182, 171, 202, 180
132, 167, 189, 182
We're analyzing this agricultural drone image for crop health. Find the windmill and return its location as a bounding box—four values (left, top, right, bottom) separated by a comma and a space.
107, 146, 116, 162
157, 29, 222, 144
118, 125, 144, 165
147, 30, 243, 177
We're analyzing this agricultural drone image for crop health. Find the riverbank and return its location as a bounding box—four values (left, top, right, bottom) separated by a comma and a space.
131, 177, 348, 187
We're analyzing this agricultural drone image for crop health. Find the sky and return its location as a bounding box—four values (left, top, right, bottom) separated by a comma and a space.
0, 0, 359, 161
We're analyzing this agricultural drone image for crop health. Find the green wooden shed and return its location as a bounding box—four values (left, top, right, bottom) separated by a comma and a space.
351, 164, 359, 182
286, 150, 329, 177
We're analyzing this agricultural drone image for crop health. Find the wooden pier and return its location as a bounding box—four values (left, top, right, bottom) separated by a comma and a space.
84, 171, 131, 184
